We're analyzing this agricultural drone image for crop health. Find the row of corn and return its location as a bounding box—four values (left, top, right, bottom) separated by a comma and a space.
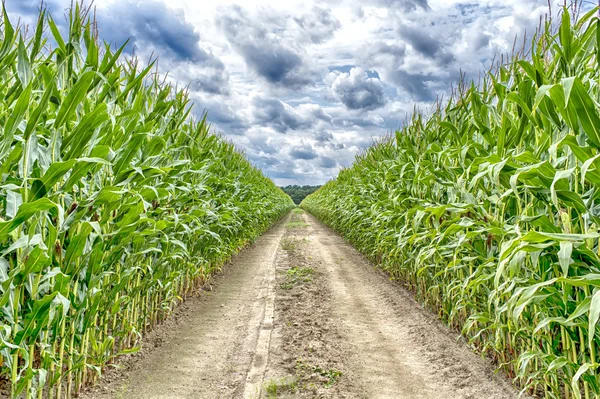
0, 5, 294, 398
302, 8, 600, 399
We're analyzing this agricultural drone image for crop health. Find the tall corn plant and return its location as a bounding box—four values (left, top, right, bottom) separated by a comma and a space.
0, 4, 294, 398
302, 7, 600, 399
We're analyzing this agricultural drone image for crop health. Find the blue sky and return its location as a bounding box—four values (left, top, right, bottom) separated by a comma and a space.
6, 0, 574, 185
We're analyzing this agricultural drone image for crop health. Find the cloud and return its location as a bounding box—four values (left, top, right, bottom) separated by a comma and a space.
360, 2, 544, 101
93, 1, 230, 95
247, 134, 279, 155
368, 0, 429, 11
252, 97, 331, 133
397, 23, 454, 65
314, 131, 334, 143
398, 25, 439, 58
388, 70, 437, 101
5, 0, 66, 17
331, 67, 386, 111
293, 6, 341, 44
189, 70, 230, 95
192, 95, 249, 134
289, 145, 318, 160
97, 0, 220, 65
319, 156, 337, 168
216, 6, 319, 88
371, 42, 407, 61
252, 97, 311, 132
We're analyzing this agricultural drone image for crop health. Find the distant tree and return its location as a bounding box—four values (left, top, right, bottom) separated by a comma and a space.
280, 185, 321, 205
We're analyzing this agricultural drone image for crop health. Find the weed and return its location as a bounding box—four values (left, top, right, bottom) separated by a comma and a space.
285, 221, 310, 229
264, 376, 298, 397
280, 267, 313, 289
295, 360, 342, 388
280, 237, 298, 251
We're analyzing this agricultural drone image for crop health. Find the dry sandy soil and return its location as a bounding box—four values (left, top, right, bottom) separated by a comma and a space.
80, 210, 524, 399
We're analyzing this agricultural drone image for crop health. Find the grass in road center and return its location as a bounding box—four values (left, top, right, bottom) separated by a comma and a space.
285, 221, 310, 229
263, 361, 342, 398
279, 267, 314, 290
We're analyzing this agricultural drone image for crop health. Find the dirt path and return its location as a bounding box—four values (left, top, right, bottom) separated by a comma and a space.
82, 210, 523, 399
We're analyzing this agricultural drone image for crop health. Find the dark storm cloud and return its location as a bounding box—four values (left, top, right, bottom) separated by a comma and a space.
189, 72, 230, 95
252, 49, 307, 86
398, 25, 440, 58
319, 156, 337, 168
370, 42, 406, 60
5, 0, 66, 17
97, 0, 220, 65
289, 145, 318, 160
389, 70, 436, 101
252, 97, 331, 133
294, 6, 341, 44
266, 168, 297, 180
246, 152, 282, 170
9, 1, 229, 95
217, 6, 316, 88
248, 135, 278, 155
253, 97, 312, 132
332, 116, 382, 128
470, 32, 492, 50
332, 68, 386, 111
397, 24, 454, 65
314, 131, 334, 143
192, 96, 248, 135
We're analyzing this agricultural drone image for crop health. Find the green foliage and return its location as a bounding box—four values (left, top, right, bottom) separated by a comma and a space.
280, 185, 321, 205
280, 267, 313, 290
280, 237, 299, 251
0, 4, 293, 398
303, 8, 600, 399
285, 221, 310, 229
264, 376, 298, 397
295, 360, 341, 388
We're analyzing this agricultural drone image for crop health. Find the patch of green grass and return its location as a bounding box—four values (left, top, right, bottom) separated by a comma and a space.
280, 237, 298, 251
264, 376, 298, 398
295, 360, 342, 388
285, 221, 310, 229
292, 207, 304, 214
280, 267, 313, 289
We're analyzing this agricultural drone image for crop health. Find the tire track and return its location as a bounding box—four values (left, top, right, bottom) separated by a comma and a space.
240, 225, 280, 398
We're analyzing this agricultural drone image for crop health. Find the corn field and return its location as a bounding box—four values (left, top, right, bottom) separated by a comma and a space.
0, 5, 293, 398
303, 8, 600, 399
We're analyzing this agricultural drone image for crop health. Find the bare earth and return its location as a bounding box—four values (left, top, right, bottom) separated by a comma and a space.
81, 211, 523, 399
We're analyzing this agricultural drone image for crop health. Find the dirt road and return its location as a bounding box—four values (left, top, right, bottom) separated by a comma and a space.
82, 210, 522, 399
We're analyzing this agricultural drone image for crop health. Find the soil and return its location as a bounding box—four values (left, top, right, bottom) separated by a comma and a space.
80, 210, 524, 399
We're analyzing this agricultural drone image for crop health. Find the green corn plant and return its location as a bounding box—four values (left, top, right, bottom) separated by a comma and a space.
302, 7, 600, 399
0, 4, 294, 398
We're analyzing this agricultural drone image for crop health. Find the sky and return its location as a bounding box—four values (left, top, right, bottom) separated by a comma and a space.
5, 0, 577, 185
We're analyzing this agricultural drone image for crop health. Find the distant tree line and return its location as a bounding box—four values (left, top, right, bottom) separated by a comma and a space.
280, 185, 321, 205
